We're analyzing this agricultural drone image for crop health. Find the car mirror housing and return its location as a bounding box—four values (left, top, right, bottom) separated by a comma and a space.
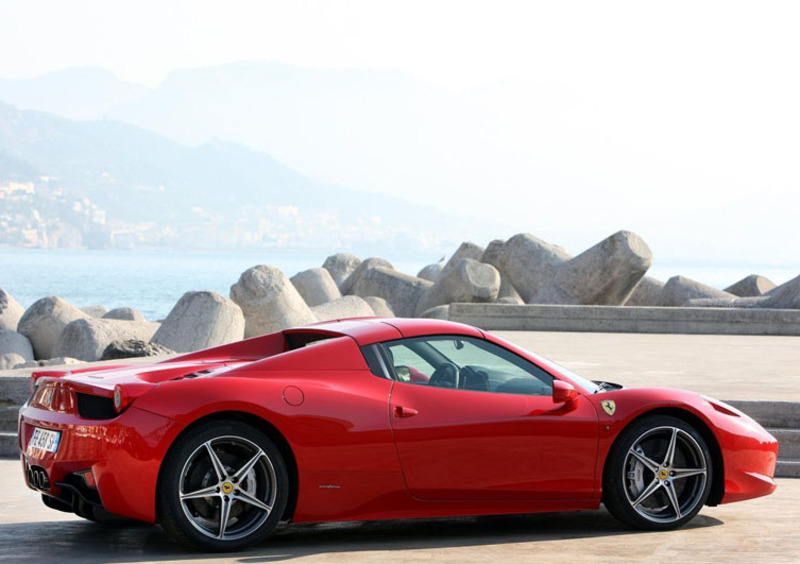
553, 380, 578, 404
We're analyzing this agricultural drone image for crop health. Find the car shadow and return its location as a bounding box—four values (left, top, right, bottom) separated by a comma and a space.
0, 509, 724, 564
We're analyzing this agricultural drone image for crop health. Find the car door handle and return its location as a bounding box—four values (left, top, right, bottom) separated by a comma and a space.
394, 406, 418, 418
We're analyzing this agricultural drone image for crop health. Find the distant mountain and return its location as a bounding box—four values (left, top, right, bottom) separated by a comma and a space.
0, 63, 475, 203
0, 101, 479, 252
0, 67, 149, 120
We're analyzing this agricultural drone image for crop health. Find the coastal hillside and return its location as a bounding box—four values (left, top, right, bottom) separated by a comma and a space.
0, 102, 483, 251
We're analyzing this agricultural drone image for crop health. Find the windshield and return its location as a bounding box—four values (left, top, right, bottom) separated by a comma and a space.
530, 353, 601, 394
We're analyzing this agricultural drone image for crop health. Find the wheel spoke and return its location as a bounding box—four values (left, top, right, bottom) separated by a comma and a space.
180, 484, 219, 501
672, 467, 706, 480
236, 489, 274, 514
664, 481, 682, 519
629, 448, 660, 473
663, 427, 679, 466
204, 441, 228, 481
233, 448, 265, 482
632, 477, 662, 508
218, 495, 232, 539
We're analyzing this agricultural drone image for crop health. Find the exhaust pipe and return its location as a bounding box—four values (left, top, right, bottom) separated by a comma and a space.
27, 466, 50, 490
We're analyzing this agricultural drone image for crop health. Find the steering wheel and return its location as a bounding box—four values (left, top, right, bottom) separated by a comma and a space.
428, 363, 459, 388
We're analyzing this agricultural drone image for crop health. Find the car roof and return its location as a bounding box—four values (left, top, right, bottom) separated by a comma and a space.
288, 317, 485, 346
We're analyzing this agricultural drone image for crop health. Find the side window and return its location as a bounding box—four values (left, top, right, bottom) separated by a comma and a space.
380, 336, 553, 396
383, 342, 435, 383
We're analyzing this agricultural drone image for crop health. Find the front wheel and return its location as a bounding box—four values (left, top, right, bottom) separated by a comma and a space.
157, 421, 289, 552
603, 415, 712, 530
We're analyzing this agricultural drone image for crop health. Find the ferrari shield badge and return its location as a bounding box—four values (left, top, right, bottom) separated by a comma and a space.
601, 400, 616, 416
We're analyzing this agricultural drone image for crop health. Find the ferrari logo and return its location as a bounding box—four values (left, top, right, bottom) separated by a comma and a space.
221, 482, 234, 494
601, 400, 616, 416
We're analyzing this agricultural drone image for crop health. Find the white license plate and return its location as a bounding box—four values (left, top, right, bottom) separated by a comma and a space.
28, 428, 61, 454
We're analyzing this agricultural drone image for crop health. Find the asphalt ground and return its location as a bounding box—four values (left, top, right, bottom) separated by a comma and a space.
2, 331, 798, 562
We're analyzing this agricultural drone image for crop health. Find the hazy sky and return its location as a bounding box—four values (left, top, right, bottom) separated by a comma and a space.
1, 0, 799, 276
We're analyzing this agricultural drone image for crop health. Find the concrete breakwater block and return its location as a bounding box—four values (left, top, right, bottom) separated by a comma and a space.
725, 274, 776, 297
530, 230, 652, 306
339, 257, 394, 296
661, 276, 737, 307
152, 291, 244, 353
291, 267, 342, 307
0, 290, 24, 332
415, 258, 500, 315
103, 307, 146, 322
0, 329, 34, 368
231, 265, 316, 338
18, 296, 91, 360
352, 266, 432, 318
53, 318, 160, 362
311, 295, 375, 323
322, 252, 362, 289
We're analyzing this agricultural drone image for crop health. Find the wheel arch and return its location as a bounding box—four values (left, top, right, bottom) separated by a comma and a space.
604, 407, 725, 507
155, 410, 299, 523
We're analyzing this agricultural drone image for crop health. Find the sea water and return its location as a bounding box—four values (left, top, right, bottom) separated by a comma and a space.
0, 248, 432, 320
1, 248, 798, 321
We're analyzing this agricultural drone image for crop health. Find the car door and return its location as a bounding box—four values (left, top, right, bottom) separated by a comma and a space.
385, 336, 599, 501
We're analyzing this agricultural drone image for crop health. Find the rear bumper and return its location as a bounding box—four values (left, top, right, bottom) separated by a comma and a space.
19, 404, 180, 522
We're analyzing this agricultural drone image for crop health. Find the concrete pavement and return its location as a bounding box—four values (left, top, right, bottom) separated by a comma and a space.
0, 457, 796, 563
494, 331, 800, 402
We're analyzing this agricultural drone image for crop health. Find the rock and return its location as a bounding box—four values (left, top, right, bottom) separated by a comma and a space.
363, 296, 395, 317
311, 296, 376, 323
444, 242, 486, 271
495, 296, 524, 305
290, 268, 342, 307
482, 234, 572, 302
624, 277, 666, 307
530, 231, 652, 305
0, 329, 34, 364
725, 275, 777, 298
0, 353, 26, 370
497, 276, 523, 302
0, 289, 25, 331
339, 258, 394, 295
18, 297, 91, 360
419, 305, 450, 320
101, 339, 175, 361
352, 266, 433, 317
152, 291, 245, 353
322, 253, 362, 288
660, 276, 737, 307
103, 307, 146, 322
14, 357, 81, 369
415, 258, 501, 314
759, 273, 800, 309
417, 258, 446, 283
230, 265, 317, 337
53, 318, 160, 362
81, 305, 109, 318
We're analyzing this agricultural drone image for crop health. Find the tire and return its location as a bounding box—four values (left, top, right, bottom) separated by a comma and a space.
157, 420, 289, 552
603, 415, 712, 530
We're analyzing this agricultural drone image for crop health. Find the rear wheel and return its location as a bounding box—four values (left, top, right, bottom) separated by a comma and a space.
158, 421, 289, 552
603, 415, 712, 530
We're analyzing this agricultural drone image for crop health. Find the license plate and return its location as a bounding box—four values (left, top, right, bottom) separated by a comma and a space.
28, 428, 61, 454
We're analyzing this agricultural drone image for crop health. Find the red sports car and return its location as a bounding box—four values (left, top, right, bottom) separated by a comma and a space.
19, 318, 777, 552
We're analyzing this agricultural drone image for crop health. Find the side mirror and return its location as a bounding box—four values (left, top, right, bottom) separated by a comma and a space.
553, 380, 578, 404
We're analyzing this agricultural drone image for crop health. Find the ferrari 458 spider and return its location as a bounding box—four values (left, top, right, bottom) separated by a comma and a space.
19, 318, 777, 551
